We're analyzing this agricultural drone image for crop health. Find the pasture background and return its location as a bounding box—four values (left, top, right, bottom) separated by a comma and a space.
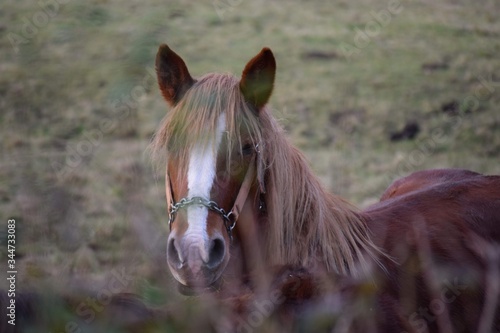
1, 0, 499, 331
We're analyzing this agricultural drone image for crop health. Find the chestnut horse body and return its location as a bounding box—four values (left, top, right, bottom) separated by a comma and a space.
152, 45, 500, 332
366, 170, 500, 332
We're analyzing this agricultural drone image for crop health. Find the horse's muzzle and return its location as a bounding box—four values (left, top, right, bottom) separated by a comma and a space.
167, 232, 228, 290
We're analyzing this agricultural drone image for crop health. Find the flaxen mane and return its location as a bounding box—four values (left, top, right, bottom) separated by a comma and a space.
150, 73, 384, 276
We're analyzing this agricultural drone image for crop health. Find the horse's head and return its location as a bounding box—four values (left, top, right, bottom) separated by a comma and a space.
154, 44, 275, 292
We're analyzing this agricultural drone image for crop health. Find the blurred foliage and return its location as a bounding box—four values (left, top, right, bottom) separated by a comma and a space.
0, 0, 499, 331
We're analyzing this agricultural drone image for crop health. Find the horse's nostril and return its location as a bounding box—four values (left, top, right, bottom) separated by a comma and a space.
207, 238, 225, 269
167, 238, 182, 268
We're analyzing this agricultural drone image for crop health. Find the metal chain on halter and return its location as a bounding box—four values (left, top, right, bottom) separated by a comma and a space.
168, 197, 237, 239
167, 143, 261, 242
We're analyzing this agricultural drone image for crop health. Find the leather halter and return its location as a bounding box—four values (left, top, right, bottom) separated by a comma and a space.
167, 148, 259, 241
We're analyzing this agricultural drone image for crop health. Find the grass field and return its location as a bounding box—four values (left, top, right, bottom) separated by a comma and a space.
1, 0, 499, 331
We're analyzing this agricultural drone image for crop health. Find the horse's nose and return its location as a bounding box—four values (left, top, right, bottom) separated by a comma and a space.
206, 237, 226, 268
167, 234, 227, 285
167, 236, 183, 269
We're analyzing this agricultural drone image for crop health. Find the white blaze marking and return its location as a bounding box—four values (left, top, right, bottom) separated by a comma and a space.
184, 114, 226, 262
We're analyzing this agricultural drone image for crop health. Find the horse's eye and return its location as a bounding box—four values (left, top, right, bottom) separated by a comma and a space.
242, 143, 253, 156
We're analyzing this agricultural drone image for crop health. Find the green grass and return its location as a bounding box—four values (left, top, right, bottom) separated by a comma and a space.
1, 0, 499, 331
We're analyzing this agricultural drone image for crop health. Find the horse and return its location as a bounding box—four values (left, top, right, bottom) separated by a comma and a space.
151, 44, 500, 332
380, 168, 483, 201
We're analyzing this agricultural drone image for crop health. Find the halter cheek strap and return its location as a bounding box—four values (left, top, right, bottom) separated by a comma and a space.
227, 153, 256, 223
167, 153, 257, 241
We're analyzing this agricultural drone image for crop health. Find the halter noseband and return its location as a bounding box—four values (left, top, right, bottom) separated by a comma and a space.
167, 147, 259, 241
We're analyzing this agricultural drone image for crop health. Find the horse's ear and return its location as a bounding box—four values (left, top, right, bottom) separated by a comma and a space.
155, 44, 195, 106
240, 47, 276, 111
